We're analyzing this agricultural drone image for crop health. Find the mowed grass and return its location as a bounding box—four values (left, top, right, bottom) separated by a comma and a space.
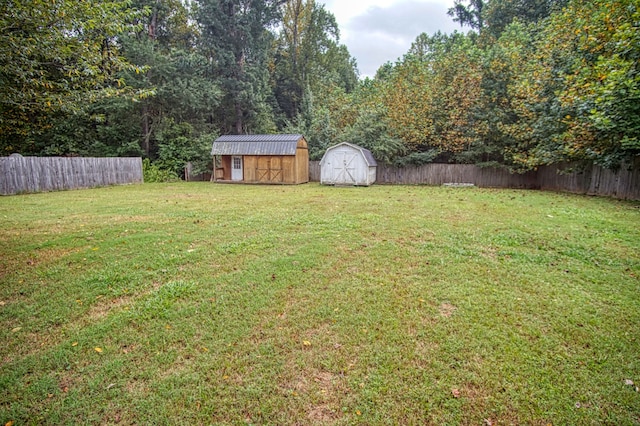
0, 182, 639, 425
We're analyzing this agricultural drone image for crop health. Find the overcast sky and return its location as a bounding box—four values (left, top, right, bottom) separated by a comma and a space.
320, 0, 461, 78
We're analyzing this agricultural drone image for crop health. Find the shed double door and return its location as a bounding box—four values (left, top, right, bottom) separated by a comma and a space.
257, 156, 283, 183
332, 150, 357, 185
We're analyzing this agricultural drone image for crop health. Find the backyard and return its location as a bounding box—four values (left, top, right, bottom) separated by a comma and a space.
0, 182, 639, 424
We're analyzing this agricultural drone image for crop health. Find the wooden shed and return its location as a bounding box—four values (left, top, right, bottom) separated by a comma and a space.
211, 134, 309, 184
320, 142, 377, 186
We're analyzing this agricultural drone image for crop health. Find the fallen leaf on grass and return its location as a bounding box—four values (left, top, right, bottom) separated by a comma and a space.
303, 340, 312, 347
6, 421, 14, 426
94, 347, 103, 353
356, 410, 362, 416
72, 342, 78, 347
451, 388, 461, 398
11, 327, 21, 333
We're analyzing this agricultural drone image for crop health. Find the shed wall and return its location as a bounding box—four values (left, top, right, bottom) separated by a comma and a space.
368, 166, 377, 185
222, 155, 300, 183
221, 156, 232, 181
295, 144, 309, 184
212, 136, 309, 184
321, 146, 374, 186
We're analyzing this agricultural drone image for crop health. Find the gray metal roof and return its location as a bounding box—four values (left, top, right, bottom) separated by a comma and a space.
320, 142, 377, 167
211, 134, 304, 156
360, 147, 377, 167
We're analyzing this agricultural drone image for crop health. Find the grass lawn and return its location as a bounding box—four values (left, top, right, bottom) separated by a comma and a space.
1, 182, 639, 425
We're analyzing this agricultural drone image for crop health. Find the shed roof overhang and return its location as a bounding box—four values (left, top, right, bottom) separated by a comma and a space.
211, 134, 305, 156
320, 142, 377, 167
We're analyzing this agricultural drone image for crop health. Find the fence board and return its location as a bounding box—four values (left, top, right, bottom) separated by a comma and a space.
310, 160, 640, 200
0, 156, 143, 195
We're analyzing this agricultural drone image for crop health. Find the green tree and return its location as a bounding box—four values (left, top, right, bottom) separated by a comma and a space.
32, 0, 221, 176
0, 0, 147, 153
339, 105, 406, 164
272, 0, 358, 121
448, 0, 485, 30
483, 0, 568, 38
380, 32, 482, 155
457, 20, 544, 170
548, 0, 640, 167
196, 0, 283, 134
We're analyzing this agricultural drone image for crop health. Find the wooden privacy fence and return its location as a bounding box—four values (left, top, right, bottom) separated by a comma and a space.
309, 160, 640, 200
0, 155, 143, 195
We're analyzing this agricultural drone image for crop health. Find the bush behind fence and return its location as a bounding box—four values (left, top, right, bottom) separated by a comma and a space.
1, 155, 143, 195
309, 160, 640, 200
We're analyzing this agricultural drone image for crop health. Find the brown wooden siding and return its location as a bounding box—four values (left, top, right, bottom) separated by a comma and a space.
295, 145, 309, 184
221, 156, 232, 181
213, 136, 309, 184
220, 154, 303, 184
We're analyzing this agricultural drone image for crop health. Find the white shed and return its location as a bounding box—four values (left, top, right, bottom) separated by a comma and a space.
320, 142, 377, 186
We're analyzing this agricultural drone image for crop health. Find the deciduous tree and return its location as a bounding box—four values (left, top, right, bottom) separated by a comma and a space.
0, 0, 146, 153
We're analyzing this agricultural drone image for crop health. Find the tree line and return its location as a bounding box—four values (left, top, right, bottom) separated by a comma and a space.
1, 0, 638, 176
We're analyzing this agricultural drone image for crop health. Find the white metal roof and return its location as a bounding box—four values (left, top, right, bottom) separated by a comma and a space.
319, 142, 377, 167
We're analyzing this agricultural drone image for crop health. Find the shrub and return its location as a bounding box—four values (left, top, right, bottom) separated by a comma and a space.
142, 158, 180, 183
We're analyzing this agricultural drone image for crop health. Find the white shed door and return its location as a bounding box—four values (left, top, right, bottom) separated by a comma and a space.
231, 156, 243, 181
332, 150, 357, 184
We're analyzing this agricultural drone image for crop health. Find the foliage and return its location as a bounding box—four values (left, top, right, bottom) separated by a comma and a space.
482, 0, 568, 38
1, 0, 637, 174
156, 121, 216, 176
285, 85, 339, 160
448, 0, 485, 30
546, 0, 640, 167
195, 0, 282, 134
379, 32, 483, 155
339, 105, 406, 164
0, 0, 148, 153
142, 157, 179, 182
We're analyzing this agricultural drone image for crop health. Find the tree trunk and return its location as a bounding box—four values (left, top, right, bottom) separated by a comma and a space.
235, 102, 243, 134
142, 104, 151, 156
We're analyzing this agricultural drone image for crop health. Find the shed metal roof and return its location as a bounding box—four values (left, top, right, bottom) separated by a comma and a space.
211, 134, 304, 156
320, 142, 377, 167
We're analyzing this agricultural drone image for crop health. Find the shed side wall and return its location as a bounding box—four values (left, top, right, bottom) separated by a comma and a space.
295, 146, 309, 183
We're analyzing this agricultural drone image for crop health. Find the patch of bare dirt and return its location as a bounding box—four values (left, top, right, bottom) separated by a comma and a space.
439, 302, 457, 318
307, 404, 341, 422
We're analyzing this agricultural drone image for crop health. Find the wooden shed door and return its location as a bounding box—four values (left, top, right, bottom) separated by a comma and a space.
270, 157, 282, 183
333, 151, 357, 185
257, 157, 283, 183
